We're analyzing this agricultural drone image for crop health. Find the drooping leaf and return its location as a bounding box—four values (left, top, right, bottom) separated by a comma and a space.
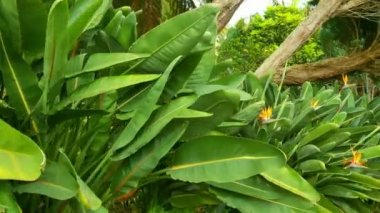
210, 176, 280, 200
211, 175, 313, 212
167, 136, 286, 183
210, 176, 315, 212
210, 187, 313, 213
14, 161, 78, 200
111, 57, 180, 152
0, 119, 45, 181
112, 95, 197, 160
129, 4, 219, 73
54, 74, 160, 111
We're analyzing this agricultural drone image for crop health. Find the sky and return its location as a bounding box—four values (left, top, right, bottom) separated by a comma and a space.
227, 0, 309, 26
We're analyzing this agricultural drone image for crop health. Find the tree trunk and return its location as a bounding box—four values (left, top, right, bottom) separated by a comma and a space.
213, 0, 244, 32
274, 44, 380, 84
255, 0, 347, 78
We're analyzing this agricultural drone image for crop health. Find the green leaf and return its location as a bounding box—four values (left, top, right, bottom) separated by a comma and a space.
169, 193, 219, 208
299, 123, 339, 146
116, 11, 137, 49
67, 53, 148, 78
112, 95, 197, 160
14, 161, 78, 200
111, 57, 180, 152
67, 0, 108, 48
16, 0, 48, 61
210, 176, 315, 211
316, 195, 343, 213
0, 119, 44, 181
232, 101, 265, 123
360, 145, 380, 160
77, 178, 102, 210
320, 185, 360, 199
183, 90, 240, 140
174, 109, 212, 118
105, 9, 137, 50
162, 51, 207, 101
0, 0, 21, 52
338, 126, 378, 136
58, 151, 102, 210
167, 135, 286, 183
112, 122, 188, 193
261, 166, 320, 202
314, 132, 351, 152
298, 160, 326, 173
65, 54, 92, 94
296, 144, 321, 160
301, 81, 314, 103
0, 181, 22, 213
129, 4, 219, 73
331, 112, 347, 126
54, 74, 159, 111
0, 33, 42, 133
184, 48, 215, 90
43, 0, 69, 103
210, 187, 313, 213
209, 176, 280, 200
347, 171, 380, 189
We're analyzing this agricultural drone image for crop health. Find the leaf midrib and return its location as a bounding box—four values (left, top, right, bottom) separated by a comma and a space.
171, 156, 275, 170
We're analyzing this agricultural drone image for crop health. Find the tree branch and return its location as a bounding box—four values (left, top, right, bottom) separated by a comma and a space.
213, 0, 245, 32
275, 44, 380, 84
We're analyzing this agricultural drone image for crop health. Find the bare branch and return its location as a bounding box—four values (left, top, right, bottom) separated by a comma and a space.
213, 0, 245, 32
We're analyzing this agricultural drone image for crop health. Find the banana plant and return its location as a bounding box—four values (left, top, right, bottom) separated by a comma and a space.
0, 1, 287, 212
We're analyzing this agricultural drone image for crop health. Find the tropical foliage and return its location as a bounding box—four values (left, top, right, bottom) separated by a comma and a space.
0, 0, 379, 212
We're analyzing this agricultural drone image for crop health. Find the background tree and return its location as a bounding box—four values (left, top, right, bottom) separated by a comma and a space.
217, 5, 324, 74
255, 0, 380, 82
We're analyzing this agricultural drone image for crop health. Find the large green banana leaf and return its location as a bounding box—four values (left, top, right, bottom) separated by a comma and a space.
167, 135, 286, 183
129, 4, 219, 73
0, 119, 45, 181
